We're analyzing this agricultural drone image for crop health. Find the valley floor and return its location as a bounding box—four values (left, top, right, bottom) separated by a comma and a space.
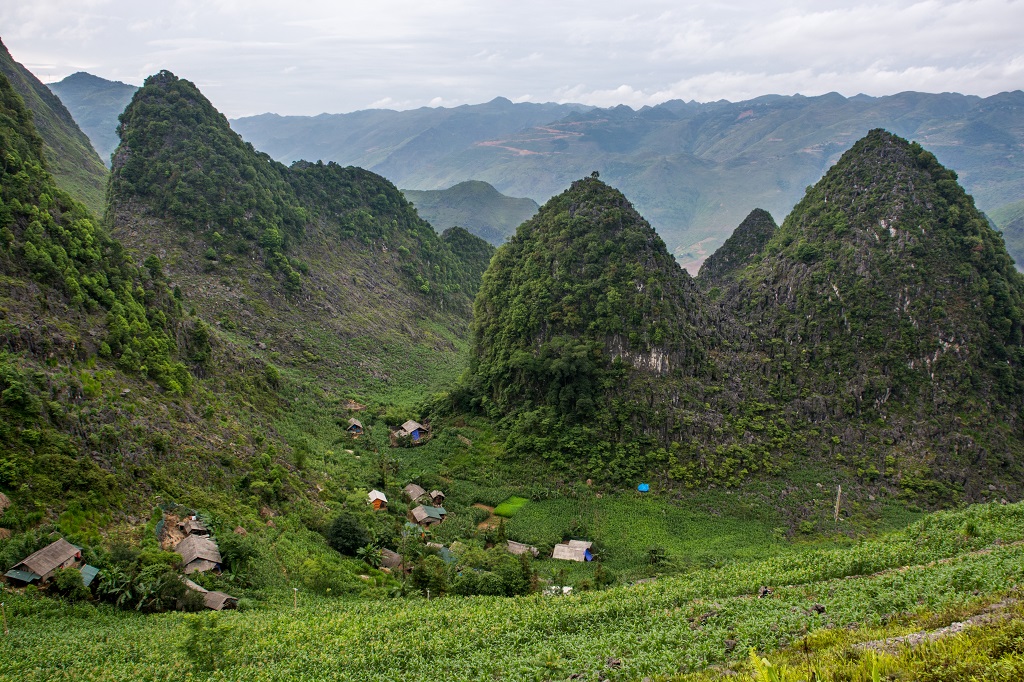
2, 502, 1022, 681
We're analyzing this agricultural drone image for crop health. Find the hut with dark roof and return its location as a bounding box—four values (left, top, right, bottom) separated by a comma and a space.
410, 505, 447, 527
4, 538, 81, 585
175, 534, 223, 574
403, 483, 428, 502
177, 517, 210, 536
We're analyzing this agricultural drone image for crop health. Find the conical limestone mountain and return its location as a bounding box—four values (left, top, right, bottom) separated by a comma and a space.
725, 129, 1024, 494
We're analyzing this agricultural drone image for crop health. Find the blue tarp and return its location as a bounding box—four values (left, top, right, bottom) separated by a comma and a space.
637, 483, 650, 492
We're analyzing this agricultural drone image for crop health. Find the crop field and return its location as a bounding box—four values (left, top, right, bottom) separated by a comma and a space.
2, 502, 1023, 681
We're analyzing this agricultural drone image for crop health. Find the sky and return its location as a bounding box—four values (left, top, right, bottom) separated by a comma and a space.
2, 0, 1023, 118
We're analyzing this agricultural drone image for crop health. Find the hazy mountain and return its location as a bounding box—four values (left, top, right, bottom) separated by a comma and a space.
48, 71, 137, 167
403, 180, 539, 245
233, 91, 1024, 273
0, 38, 107, 215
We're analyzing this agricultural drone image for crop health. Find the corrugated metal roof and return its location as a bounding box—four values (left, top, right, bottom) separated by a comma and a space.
79, 564, 100, 587
368, 490, 388, 502
4, 568, 40, 583
404, 483, 427, 501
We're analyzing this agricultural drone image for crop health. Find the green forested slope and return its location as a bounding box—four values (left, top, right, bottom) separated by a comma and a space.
0, 38, 107, 216
697, 208, 778, 287
723, 129, 1024, 497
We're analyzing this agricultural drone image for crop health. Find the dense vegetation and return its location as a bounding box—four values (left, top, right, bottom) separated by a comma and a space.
720, 130, 1024, 497
2, 502, 1022, 680
0, 38, 107, 216
463, 174, 722, 481
464, 132, 1024, 500
697, 208, 777, 288
0, 69, 200, 522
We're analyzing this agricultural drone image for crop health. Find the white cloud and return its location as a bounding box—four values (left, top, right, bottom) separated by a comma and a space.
2, 0, 1022, 116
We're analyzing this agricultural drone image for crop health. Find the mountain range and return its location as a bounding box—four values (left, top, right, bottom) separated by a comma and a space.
45, 71, 1024, 271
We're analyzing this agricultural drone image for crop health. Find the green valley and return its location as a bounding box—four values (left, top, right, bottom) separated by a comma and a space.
2, 37, 1024, 682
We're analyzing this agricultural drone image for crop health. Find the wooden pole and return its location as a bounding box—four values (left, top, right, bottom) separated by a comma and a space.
293, 587, 298, 609
834, 485, 842, 524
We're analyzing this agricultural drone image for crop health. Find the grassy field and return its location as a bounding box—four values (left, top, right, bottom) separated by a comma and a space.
2, 502, 1022, 681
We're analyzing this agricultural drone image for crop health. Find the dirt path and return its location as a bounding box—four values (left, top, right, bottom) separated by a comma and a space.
854, 599, 1018, 654
473, 503, 500, 529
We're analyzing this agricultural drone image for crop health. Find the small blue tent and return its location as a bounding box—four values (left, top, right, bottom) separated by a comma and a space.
637, 483, 650, 492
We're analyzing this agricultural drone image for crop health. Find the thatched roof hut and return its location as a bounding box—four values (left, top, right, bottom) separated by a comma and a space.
4, 538, 80, 584
507, 540, 540, 557
175, 534, 222, 574
381, 548, 404, 570
552, 540, 593, 562
403, 483, 428, 502
429, 489, 446, 505
346, 418, 364, 435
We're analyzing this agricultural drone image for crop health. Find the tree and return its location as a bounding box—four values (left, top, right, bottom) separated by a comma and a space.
325, 513, 370, 556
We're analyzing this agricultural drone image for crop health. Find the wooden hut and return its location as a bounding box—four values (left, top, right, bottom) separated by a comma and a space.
403, 483, 428, 503
552, 540, 593, 562
175, 534, 223, 574
177, 516, 210, 536
391, 420, 431, 446
4, 538, 81, 585
381, 548, 407, 573
182, 577, 238, 610
410, 505, 447, 527
368, 489, 388, 510
507, 540, 540, 558
346, 418, 364, 436
429, 489, 446, 506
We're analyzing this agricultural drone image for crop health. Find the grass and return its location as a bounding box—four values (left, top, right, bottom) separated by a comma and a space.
493, 496, 529, 518
2, 502, 1023, 681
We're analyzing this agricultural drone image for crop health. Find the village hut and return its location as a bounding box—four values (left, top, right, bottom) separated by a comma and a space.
410, 505, 447, 527
4, 538, 81, 585
391, 420, 431, 445
177, 516, 210, 536
368, 489, 388, 510
381, 548, 404, 571
552, 540, 593, 562
346, 418, 364, 436
507, 540, 540, 558
182, 577, 238, 610
429, 489, 446, 506
403, 483, 428, 502
175, 534, 223, 574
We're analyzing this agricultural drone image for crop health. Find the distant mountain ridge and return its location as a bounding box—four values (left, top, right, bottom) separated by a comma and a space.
48, 71, 137, 167
231, 90, 1024, 272
402, 181, 539, 245
45, 71, 1024, 271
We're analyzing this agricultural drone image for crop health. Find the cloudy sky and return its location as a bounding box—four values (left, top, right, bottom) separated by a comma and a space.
3, 0, 1022, 118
